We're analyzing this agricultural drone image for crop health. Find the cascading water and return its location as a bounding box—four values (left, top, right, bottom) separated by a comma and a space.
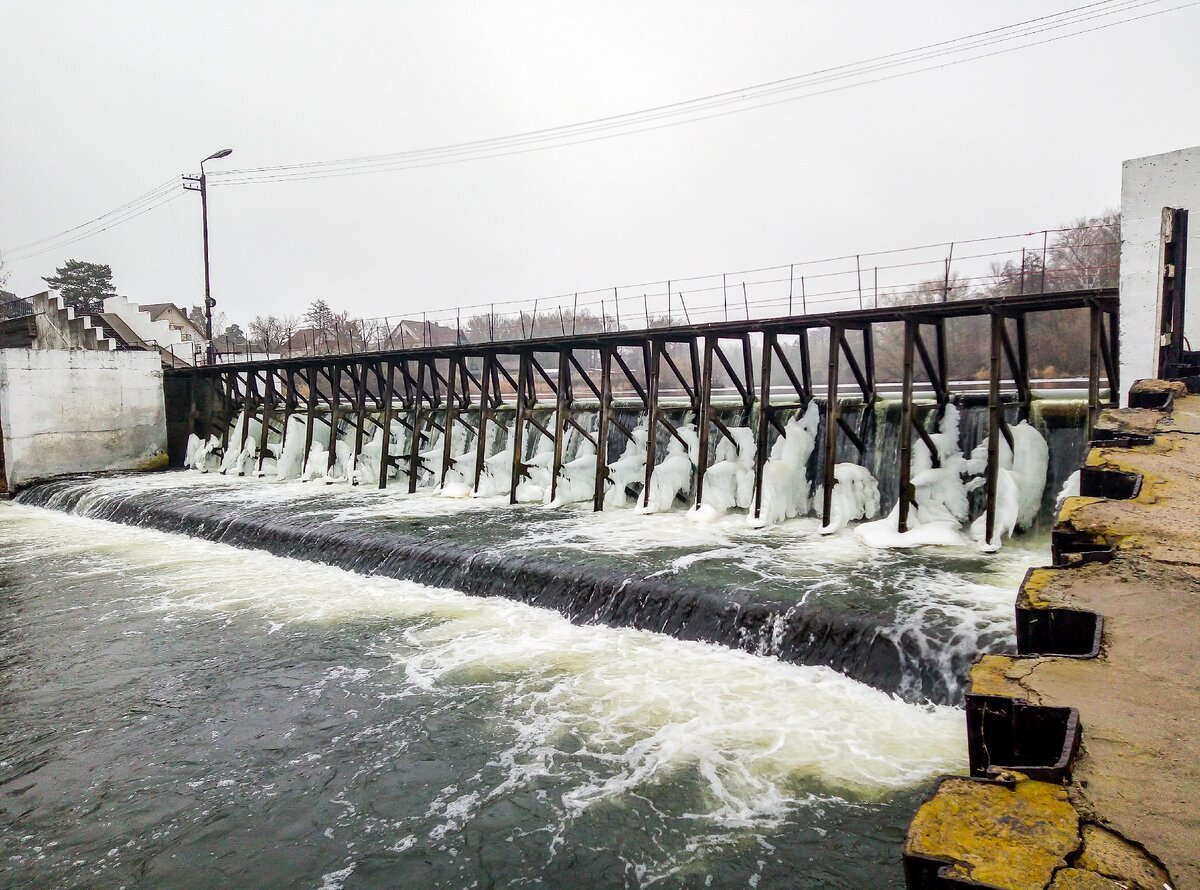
140, 392, 1069, 710
0, 501, 975, 887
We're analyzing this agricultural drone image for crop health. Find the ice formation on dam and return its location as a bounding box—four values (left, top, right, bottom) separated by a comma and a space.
183, 392, 1056, 552
638, 424, 700, 514
963, 420, 1049, 551
857, 406, 970, 548
818, 464, 882, 534
603, 427, 648, 508
547, 439, 598, 507
746, 402, 821, 528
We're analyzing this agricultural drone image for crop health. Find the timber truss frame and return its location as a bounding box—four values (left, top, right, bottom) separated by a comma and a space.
176, 288, 1119, 534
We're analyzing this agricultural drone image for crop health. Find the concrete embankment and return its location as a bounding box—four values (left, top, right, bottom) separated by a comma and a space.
904, 379, 1199, 889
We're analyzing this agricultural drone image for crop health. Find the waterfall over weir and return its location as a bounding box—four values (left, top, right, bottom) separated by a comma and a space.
21, 394, 1083, 706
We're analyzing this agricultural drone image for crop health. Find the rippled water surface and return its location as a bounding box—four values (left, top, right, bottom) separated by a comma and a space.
0, 500, 985, 888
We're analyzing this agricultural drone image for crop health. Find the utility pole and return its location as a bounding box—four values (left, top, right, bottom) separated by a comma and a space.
184, 148, 233, 364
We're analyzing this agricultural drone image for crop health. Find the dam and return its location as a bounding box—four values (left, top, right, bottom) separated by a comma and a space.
2, 143, 1195, 887
1, 282, 1120, 887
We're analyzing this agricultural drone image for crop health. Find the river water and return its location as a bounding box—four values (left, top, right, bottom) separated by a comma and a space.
1, 474, 1043, 888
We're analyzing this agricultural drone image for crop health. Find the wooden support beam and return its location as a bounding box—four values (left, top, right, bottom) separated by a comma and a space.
549, 349, 571, 503
694, 336, 715, 507
473, 354, 494, 492
898, 320, 916, 534
377, 361, 395, 489
821, 326, 842, 527
985, 312, 1004, 545
406, 358, 427, 493
641, 341, 662, 508
1088, 303, 1102, 440
752, 331, 774, 520
438, 356, 462, 488
301, 365, 318, 477
351, 361, 369, 483
255, 369, 276, 475
593, 346, 613, 511
509, 352, 532, 504
325, 363, 342, 476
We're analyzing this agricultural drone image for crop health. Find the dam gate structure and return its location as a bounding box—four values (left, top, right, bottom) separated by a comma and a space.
168, 286, 1119, 540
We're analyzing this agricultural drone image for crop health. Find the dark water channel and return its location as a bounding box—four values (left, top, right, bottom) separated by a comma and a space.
0, 498, 986, 889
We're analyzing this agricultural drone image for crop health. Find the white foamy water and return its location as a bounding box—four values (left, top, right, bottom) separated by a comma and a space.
0, 502, 966, 828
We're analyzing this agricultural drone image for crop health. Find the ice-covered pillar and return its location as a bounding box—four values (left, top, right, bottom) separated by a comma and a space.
1119, 145, 1200, 399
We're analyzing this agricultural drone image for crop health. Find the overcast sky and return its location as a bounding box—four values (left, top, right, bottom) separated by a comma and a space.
3, 1, 1199, 329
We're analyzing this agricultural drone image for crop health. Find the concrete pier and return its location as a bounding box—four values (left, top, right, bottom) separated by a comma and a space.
904, 379, 1199, 889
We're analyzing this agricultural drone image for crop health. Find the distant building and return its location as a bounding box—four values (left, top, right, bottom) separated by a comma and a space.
137, 303, 206, 343
386, 319, 461, 348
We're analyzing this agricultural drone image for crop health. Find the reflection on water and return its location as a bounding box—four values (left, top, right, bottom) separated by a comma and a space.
1, 503, 964, 888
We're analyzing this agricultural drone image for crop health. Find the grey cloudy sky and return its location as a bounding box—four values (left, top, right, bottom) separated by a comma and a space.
3, 1, 1199, 329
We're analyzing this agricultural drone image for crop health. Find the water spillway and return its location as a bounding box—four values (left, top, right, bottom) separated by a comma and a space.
0, 501, 969, 887
20, 467, 1044, 706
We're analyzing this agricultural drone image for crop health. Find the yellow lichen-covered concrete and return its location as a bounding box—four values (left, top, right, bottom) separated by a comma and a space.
906, 385, 1200, 889
905, 773, 1079, 889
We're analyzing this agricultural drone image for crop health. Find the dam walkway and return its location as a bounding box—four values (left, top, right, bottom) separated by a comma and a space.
904, 379, 1200, 889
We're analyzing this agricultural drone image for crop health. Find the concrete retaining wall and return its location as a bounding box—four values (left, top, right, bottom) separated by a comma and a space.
1119, 145, 1200, 395
0, 348, 168, 492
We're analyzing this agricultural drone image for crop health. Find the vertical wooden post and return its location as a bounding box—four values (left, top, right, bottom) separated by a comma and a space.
255, 369, 276, 475
509, 352, 532, 505
439, 357, 461, 488
407, 359, 427, 493
1088, 303, 1102, 440
549, 348, 571, 503
325, 363, 341, 475
378, 361, 395, 489
898, 320, 916, 534
641, 340, 662, 508
821, 326, 842, 527
351, 361, 369, 482
752, 331, 774, 520
275, 368, 296, 471
237, 371, 258, 474
694, 336, 715, 507
593, 346, 613, 511
301, 365, 318, 477
473, 354, 494, 492
984, 313, 1003, 546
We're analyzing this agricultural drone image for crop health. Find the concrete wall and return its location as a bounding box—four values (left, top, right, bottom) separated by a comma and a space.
0, 348, 167, 492
1119, 146, 1200, 396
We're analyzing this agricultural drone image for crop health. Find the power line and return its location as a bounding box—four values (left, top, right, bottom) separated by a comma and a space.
6, 180, 184, 263
2, 0, 1189, 257
213, 0, 1193, 185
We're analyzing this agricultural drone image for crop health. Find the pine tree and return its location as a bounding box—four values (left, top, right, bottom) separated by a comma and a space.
42, 259, 118, 315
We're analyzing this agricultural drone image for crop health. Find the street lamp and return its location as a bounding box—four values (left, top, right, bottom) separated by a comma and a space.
200, 148, 233, 364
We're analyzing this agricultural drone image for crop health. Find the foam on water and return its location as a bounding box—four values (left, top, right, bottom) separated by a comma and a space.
0, 501, 966, 827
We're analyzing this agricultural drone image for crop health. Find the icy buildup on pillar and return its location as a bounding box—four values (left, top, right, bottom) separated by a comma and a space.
604, 426, 648, 508
746, 402, 821, 529
688, 426, 755, 523
964, 420, 1049, 551
638, 424, 700, 514
547, 439, 598, 507
857, 405, 971, 548
818, 464, 881, 534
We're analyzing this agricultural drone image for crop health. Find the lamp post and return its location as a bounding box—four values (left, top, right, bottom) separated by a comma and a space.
199, 148, 232, 364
